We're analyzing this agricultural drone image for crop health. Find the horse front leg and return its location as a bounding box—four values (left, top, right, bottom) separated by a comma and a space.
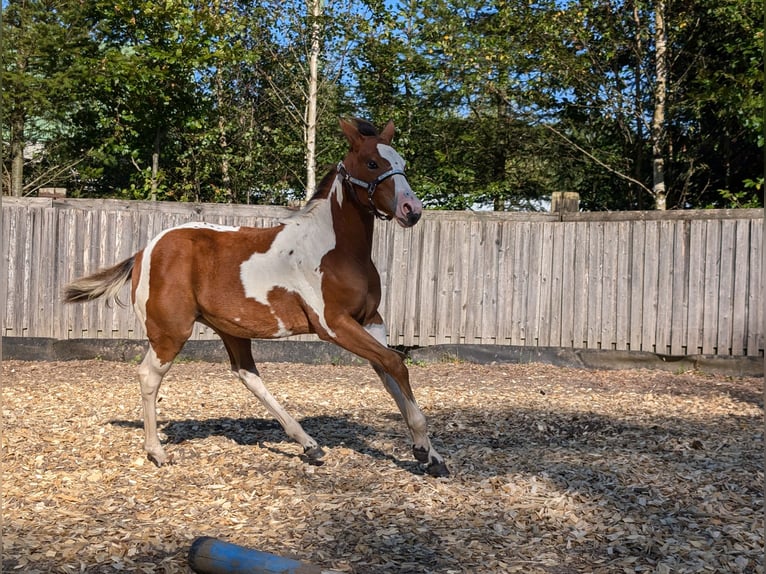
329, 315, 449, 477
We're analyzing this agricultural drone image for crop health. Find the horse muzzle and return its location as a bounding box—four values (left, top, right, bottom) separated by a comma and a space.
396, 196, 423, 227
395, 185, 423, 227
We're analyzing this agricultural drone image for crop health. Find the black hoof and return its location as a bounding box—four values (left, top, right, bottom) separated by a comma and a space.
302, 445, 326, 464
426, 460, 450, 478
412, 445, 429, 463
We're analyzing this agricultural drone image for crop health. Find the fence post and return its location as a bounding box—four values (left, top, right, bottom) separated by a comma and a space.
551, 192, 580, 214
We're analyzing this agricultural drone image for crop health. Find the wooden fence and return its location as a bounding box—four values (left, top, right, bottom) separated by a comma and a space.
1, 197, 762, 357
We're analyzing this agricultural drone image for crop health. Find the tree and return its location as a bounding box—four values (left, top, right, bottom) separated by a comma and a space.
1, 0, 96, 196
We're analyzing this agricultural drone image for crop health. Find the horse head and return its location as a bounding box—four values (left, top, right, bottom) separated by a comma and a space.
338, 118, 423, 228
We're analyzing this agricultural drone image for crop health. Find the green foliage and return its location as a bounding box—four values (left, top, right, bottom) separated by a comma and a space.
2, 0, 762, 210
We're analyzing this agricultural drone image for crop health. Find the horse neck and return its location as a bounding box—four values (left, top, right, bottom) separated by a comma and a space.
329, 175, 375, 256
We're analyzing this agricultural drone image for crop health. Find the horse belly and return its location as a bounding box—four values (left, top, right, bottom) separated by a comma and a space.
199, 288, 312, 340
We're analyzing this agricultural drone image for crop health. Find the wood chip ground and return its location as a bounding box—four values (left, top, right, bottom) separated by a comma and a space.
2, 359, 763, 573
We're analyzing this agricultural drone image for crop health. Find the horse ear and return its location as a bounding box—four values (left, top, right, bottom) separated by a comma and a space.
340, 118, 363, 149
380, 120, 395, 144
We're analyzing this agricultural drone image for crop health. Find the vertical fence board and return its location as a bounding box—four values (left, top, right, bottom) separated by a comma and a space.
629, 221, 646, 351
655, 220, 675, 354
702, 220, 721, 354
536, 223, 555, 347
687, 220, 706, 354
746, 219, 762, 356
730, 220, 749, 356
600, 222, 619, 350
716, 220, 737, 354
525, 222, 543, 346
495, 221, 514, 345
670, 221, 690, 355
433, 220, 455, 345
586, 222, 604, 349
547, 223, 565, 348
511, 222, 530, 345
559, 222, 576, 347
402, 222, 422, 345
4, 207, 21, 335
573, 223, 590, 347
641, 221, 660, 353
615, 221, 632, 350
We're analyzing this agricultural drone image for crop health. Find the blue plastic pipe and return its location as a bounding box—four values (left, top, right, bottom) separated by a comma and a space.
188, 537, 333, 574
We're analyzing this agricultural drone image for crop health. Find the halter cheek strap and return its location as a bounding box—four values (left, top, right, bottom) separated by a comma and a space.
337, 162, 407, 220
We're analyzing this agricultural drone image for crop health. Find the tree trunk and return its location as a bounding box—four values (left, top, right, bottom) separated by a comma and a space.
151, 128, 161, 201
651, 0, 668, 210
632, 0, 645, 210
304, 0, 321, 201
216, 68, 232, 202
10, 110, 25, 197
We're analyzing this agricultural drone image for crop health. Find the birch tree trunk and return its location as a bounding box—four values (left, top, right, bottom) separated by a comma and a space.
651, 0, 668, 210
10, 111, 25, 197
304, 0, 321, 201
216, 68, 232, 201
151, 128, 161, 201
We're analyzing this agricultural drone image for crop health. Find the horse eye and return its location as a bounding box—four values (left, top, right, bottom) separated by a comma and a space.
367, 160, 378, 170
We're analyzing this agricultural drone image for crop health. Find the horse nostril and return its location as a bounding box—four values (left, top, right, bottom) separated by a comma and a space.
408, 210, 421, 225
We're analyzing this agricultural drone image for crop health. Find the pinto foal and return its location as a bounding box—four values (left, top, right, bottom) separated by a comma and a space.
64, 118, 449, 477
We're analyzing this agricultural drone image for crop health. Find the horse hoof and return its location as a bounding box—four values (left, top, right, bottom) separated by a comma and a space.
303, 446, 326, 461
148, 452, 173, 467
412, 445, 429, 463
426, 460, 450, 478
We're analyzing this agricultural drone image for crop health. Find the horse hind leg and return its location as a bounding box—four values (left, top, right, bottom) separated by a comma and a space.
137, 346, 175, 465
218, 333, 325, 461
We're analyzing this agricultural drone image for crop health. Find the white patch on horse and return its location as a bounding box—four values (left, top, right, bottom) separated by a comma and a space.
364, 322, 387, 347
135, 222, 239, 328
275, 317, 292, 337
240, 193, 337, 338
329, 174, 343, 207
377, 144, 414, 202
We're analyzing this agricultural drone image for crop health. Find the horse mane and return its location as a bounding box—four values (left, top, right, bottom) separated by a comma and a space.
351, 118, 379, 137
306, 167, 340, 205
296, 118, 379, 213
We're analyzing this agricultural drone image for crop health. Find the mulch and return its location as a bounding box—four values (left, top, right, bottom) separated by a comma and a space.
2, 359, 763, 573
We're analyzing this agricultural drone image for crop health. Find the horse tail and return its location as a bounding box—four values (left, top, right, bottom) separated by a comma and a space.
63, 256, 136, 307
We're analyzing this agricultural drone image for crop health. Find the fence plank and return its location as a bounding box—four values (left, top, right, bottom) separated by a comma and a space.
4, 207, 21, 335
746, 219, 762, 356
573, 222, 590, 348
547, 223, 565, 348
701, 220, 722, 354
535, 222, 555, 347
495, 221, 514, 345
433, 219, 455, 345
730, 219, 749, 356
629, 221, 646, 351
559, 222, 577, 347
716, 220, 737, 354
641, 221, 660, 353
615, 221, 632, 351
600, 222, 619, 350
586, 221, 604, 349
511, 222, 531, 345
525, 222, 543, 346
655, 220, 675, 354
669, 221, 690, 355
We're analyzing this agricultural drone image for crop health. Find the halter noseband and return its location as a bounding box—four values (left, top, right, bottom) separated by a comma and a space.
337, 162, 406, 220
